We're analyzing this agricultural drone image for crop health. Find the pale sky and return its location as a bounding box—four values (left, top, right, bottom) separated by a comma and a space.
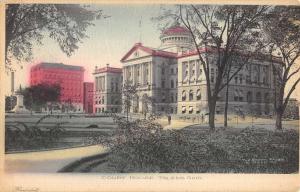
4, 4, 299, 100
5, 4, 167, 95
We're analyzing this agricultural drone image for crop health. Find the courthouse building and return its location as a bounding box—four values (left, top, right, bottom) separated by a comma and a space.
119, 23, 282, 116
93, 64, 123, 113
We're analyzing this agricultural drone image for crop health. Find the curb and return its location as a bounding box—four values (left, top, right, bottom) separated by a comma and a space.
58, 152, 110, 172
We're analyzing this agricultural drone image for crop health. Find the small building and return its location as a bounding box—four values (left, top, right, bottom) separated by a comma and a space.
93, 64, 123, 113
83, 82, 94, 114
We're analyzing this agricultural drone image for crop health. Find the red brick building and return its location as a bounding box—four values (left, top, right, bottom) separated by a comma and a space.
30, 62, 84, 112
83, 82, 94, 113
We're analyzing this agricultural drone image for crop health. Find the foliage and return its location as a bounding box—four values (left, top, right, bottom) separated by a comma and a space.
122, 81, 137, 121
21, 83, 61, 111
5, 114, 67, 151
90, 116, 298, 173
263, 6, 300, 129
5, 4, 106, 70
5, 95, 17, 111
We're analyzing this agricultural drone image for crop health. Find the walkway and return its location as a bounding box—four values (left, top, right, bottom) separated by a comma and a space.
5, 145, 107, 173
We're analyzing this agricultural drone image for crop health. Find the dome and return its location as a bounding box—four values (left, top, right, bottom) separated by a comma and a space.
162, 26, 190, 36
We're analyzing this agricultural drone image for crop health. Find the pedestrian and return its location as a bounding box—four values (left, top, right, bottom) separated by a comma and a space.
201, 114, 204, 123
168, 115, 171, 125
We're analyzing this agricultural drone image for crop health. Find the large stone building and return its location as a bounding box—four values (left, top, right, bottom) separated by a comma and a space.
93, 64, 123, 113
119, 23, 282, 116
30, 62, 84, 112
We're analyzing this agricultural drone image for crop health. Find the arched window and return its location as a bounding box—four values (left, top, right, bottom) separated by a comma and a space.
247, 91, 252, 103
182, 90, 186, 101
256, 92, 261, 103
189, 90, 193, 101
196, 89, 201, 100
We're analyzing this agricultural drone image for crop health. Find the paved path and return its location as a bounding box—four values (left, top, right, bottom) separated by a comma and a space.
5, 145, 107, 173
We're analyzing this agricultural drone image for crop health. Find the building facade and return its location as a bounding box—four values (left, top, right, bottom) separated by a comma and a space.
30, 62, 84, 112
83, 82, 94, 114
93, 64, 123, 113
119, 23, 281, 116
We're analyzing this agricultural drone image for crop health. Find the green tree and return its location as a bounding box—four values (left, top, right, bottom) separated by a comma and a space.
263, 6, 300, 130
5, 4, 105, 70
21, 83, 61, 112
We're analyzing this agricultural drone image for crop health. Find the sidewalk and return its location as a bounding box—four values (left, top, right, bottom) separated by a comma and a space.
5, 145, 107, 173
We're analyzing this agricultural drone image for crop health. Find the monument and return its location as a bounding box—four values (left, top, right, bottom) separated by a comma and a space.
12, 87, 30, 114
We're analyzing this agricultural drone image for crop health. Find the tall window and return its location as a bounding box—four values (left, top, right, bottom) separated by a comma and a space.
256, 92, 261, 103
189, 90, 194, 101
171, 80, 174, 88
264, 93, 270, 103
196, 89, 201, 100
170, 93, 174, 103
182, 90, 186, 101
247, 91, 252, 103
239, 74, 243, 84
162, 80, 165, 88
239, 90, 243, 101
162, 68, 165, 75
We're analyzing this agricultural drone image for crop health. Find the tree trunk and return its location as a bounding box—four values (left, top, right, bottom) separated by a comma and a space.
209, 101, 216, 131
275, 109, 283, 130
224, 84, 229, 128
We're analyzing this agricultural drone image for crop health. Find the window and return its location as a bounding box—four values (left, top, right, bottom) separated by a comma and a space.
239, 90, 243, 102
239, 74, 243, 84
170, 93, 174, 103
247, 91, 252, 103
162, 68, 165, 75
234, 89, 239, 101
182, 106, 186, 114
256, 92, 261, 103
182, 90, 186, 101
264, 93, 269, 103
171, 80, 174, 88
162, 93, 166, 102
162, 80, 165, 88
171, 68, 174, 74
189, 90, 194, 101
196, 89, 201, 100
176, 79, 178, 87
234, 76, 238, 84
246, 75, 251, 84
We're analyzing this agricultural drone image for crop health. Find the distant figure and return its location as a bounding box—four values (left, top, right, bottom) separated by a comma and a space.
201, 114, 204, 123
168, 115, 171, 125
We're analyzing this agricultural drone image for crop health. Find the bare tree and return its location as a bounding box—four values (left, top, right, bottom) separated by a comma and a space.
156, 5, 268, 130
122, 81, 137, 122
263, 6, 300, 130
141, 94, 154, 119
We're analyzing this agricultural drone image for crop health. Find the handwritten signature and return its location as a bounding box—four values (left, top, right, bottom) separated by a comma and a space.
15, 186, 39, 192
